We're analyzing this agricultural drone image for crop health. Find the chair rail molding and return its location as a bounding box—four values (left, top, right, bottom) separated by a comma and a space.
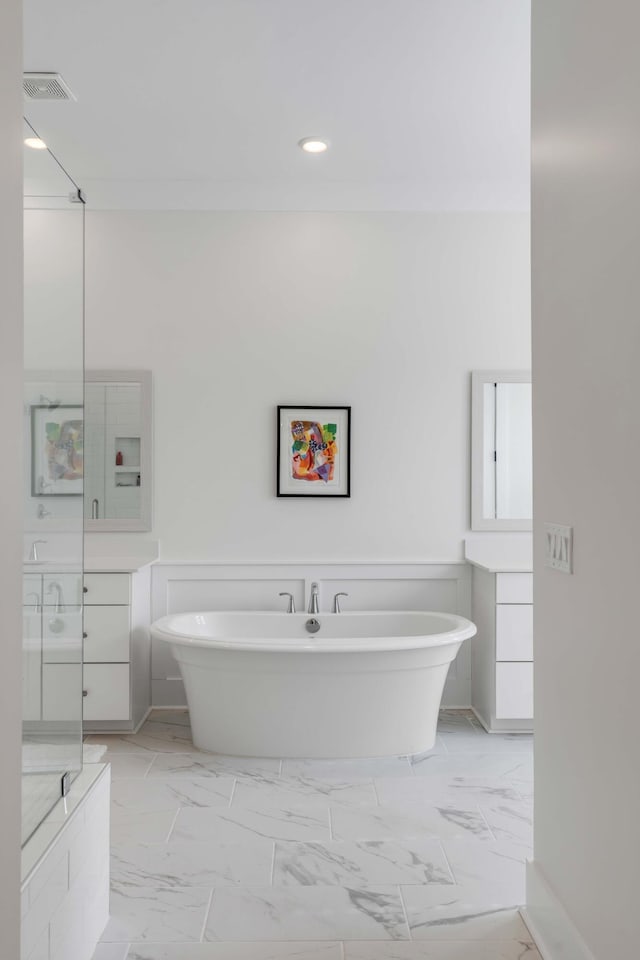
150, 561, 472, 709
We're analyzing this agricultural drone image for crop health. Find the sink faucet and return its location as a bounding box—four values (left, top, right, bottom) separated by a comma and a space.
28, 539, 47, 561
308, 582, 319, 614
46, 581, 65, 614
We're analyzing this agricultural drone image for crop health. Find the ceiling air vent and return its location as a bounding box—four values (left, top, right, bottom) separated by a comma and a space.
23, 73, 76, 101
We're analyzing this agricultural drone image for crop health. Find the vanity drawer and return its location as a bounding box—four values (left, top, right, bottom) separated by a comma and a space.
83, 573, 130, 605
83, 664, 130, 721
495, 662, 533, 719
496, 573, 533, 604
84, 605, 130, 662
496, 604, 533, 661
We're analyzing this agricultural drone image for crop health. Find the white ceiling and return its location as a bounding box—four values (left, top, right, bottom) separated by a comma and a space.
23, 0, 530, 211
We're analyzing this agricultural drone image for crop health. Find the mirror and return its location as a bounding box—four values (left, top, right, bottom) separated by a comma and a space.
471, 370, 532, 531
84, 370, 152, 531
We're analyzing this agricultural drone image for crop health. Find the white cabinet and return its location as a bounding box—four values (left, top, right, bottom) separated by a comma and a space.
22, 564, 152, 732
23, 571, 84, 728
471, 567, 534, 732
496, 662, 534, 719
82, 568, 151, 731
83, 664, 131, 721
84, 606, 130, 662
495, 604, 533, 661
84, 572, 130, 605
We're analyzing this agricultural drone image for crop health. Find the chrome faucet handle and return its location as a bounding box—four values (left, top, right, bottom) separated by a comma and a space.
29, 539, 47, 561
279, 592, 296, 614
333, 592, 349, 613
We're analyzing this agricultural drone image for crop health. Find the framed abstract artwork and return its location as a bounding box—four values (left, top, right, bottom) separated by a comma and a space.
277, 405, 351, 498
31, 405, 84, 496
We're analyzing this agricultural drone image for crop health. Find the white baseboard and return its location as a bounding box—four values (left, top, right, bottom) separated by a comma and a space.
522, 860, 597, 960
470, 705, 533, 734
133, 705, 153, 733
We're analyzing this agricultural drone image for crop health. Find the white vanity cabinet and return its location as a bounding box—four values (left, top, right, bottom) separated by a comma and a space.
82, 567, 152, 731
467, 544, 534, 732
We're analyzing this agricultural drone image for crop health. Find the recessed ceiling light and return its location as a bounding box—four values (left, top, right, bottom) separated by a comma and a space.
24, 137, 47, 150
299, 138, 329, 154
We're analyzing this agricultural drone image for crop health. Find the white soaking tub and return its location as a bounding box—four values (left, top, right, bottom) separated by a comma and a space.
151, 610, 476, 758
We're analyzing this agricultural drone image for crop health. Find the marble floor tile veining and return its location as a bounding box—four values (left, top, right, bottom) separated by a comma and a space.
401, 882, 533, 941
205, 885, 411, 941
91, 709, 535, 960
111, 777, 235, 813
330, 803, 494, 842
273, 839, 455, 887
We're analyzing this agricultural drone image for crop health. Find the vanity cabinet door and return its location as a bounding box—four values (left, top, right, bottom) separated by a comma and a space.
83, 664, 130, 721
496, 604, 533, 661
495, 662, 533, 719
84, 606, 130, 662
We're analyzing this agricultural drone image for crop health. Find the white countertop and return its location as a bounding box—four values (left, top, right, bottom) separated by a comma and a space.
84, 554, 156, 572
24, 537, 159, 574
464, 534, 533, 573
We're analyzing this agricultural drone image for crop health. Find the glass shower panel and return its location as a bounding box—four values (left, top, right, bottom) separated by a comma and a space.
22, 121, 84, 844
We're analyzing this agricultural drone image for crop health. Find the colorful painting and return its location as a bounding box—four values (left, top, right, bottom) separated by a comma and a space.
31, 405, 84, 496
277, 406, 351, 497
290, 420, 337, 483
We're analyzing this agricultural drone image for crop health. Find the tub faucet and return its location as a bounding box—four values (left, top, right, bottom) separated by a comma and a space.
308, 582, 319, 614
333, 592, 349, 613
279, 592, 296, 613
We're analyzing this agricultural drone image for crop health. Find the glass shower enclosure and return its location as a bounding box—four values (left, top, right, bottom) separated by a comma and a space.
22, 121, 85, 843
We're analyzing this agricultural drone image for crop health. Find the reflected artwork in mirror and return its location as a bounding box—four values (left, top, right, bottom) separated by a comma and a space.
471, 370, 532, 531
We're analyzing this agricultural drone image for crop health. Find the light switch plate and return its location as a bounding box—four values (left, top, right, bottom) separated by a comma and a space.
545, 522, 573, 573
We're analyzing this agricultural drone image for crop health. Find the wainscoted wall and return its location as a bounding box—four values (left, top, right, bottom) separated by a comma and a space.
151, 562, 472, 709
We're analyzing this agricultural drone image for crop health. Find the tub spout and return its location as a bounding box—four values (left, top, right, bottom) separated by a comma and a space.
308, 582, 319, 614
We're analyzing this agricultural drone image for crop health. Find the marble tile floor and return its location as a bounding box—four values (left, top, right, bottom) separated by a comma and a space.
90, 709, 538, 959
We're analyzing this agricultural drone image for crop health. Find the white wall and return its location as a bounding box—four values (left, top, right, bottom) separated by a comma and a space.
0, 0, 24, 954
529, 3, 640, 958
85, 211, 530, 561
24, 209, 84, 371
23, 208, 84, 531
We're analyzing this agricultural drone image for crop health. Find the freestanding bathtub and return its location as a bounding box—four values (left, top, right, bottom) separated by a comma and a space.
151, 610, 476, 758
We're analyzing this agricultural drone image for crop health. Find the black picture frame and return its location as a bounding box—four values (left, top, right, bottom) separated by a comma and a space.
277, 405, 351, 498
